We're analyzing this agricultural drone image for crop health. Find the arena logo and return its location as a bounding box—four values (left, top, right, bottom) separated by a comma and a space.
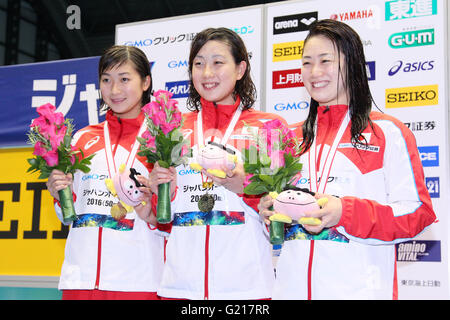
396, 240, 441, 262
272, 68, 304, 89
273, 12, 318, 35
385, 85, 438, 108
330, 8, 374, 21
385, 0, 437, 21
123, 39, 153, 47
273, 101, 309, 111
388, 60, 435, 76
273, 41, 304, 62
389, 29, 434, 48
165, 80, 190, 99
418, 146, 439, 167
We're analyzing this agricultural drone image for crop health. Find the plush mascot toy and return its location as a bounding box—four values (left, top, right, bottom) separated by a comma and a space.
269, 187, 328, 226
105, 164, 145, 220
190, 141, 238, 178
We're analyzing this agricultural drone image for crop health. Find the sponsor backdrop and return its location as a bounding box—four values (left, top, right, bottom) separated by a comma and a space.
0, 0, 448, 299
115, 6, 264, 113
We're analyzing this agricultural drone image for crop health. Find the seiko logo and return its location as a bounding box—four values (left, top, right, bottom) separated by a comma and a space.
272, 41, 304, 62
389, 29, 434, 48
385, 85, 438, 108
273, 12, 318, 35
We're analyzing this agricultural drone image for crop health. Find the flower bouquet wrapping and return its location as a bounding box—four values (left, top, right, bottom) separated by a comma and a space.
27, 103, 95, 223
242, 119, 302, 245
137, 90, 191, 223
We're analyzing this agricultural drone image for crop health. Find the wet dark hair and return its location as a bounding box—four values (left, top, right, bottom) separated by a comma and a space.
98, 45, 153, 111
300, 19, 375, 154
186, 27, 256, 111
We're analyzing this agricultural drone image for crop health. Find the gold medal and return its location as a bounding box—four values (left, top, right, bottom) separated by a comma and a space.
198, 192, 215, 212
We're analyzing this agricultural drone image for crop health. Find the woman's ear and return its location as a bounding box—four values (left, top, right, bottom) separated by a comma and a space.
236, 61, 247, 81
143, 75, 151, 91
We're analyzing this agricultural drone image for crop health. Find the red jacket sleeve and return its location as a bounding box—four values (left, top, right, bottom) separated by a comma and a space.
336, 117, 436, 244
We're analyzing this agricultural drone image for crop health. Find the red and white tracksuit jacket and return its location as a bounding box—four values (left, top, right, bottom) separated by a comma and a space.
156, 98, 284, 300
54, 110, 165, 292
273, 104, 436, 299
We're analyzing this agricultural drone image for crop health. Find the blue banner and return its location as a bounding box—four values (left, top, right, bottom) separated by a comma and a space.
0, 56, 103, 148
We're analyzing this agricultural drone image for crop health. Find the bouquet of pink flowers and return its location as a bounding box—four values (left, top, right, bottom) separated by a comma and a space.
27, 103, 95, 223
242, 119, 302, 244
137, 90, 191, 223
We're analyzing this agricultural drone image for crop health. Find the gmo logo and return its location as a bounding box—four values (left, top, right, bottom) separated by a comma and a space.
168, 60, 188, 68
124, 39, 153, 47
274, 101, 309, 111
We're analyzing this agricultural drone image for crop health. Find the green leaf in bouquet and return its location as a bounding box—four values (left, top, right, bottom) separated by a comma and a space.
258, 174, 274, 186
243, 182, 269, 195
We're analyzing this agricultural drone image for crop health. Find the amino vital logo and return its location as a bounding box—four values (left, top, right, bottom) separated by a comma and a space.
396, 240, 441, 262
273, 41, 304, 62
389, 29, 434, 48
385, 0, 437, 21
385, 85, 438, 108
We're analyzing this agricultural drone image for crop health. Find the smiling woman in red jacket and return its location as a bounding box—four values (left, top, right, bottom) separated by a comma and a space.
46, 45, 165, 300
258, 19, 436, 300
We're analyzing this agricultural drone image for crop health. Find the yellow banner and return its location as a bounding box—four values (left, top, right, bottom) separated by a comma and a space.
273, 41, 304, 62
385, 84, 439, 108
0, 148, 66, 277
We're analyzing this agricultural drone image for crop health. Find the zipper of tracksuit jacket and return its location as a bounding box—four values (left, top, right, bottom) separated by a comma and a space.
95, 117, 123, 289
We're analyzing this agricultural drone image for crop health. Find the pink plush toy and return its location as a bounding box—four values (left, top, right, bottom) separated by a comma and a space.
269, 188, 328, 226
105, 164, 145, 220
190, 141, 237, 178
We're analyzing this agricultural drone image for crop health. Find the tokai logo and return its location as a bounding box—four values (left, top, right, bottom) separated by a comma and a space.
389, 29, 434, 48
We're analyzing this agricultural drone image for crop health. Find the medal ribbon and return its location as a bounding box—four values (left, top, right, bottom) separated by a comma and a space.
308, 110, 350, 194
103, 120, 147, 179
197, 103, 243, 147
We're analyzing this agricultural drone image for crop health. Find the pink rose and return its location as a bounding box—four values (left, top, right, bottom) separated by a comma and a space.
160, 122, 177, 135
42, 149, 59, 167
36, 103, 56, 118
270, 149, 285, 170
142, 101, 161, 117
33, 141, 48, 157
244, 173, 254, 188
152, 110, 167, 128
